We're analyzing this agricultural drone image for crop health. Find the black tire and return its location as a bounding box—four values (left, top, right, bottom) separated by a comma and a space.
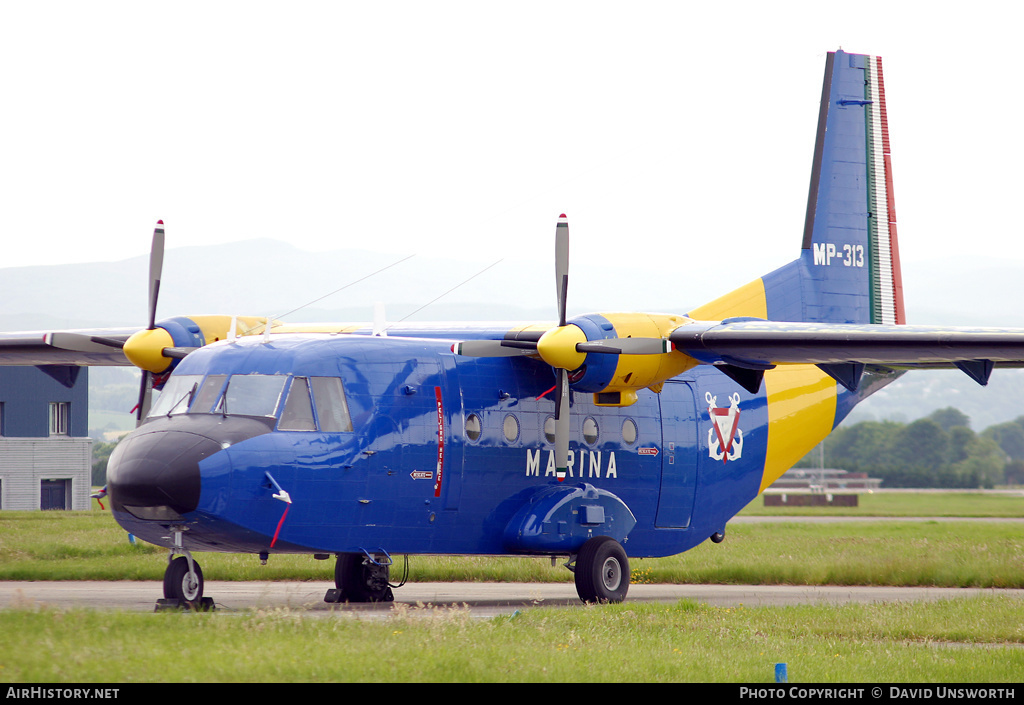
163, 556, 204, 605
574, 536, 629, 604
334, 553, 394, 602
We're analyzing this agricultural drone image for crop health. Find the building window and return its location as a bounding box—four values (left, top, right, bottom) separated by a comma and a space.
0, 402, 4, 436
49, 402, 70, 436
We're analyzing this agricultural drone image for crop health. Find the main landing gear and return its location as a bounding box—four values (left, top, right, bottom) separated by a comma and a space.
570, 536, 630, 604
156, 529, 214, 611
324, 551, 396, 603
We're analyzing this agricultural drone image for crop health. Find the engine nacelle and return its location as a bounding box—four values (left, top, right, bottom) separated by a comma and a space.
566, 313, 698, 405
122, 315, 275, 375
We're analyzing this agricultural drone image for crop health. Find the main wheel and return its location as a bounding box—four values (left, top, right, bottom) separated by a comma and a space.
574, 536, 629, 604
335, 553, 394, 602
163, 556, 204, 605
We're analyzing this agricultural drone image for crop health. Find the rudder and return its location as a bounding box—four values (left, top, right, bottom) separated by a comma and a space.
769, 49, 905, 325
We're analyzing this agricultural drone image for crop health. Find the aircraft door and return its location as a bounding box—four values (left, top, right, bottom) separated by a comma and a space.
386, 355, 460, 512
655, 380, 699, 528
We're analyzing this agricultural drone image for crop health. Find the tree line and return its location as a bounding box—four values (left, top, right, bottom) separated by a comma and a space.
796, 407, 1024, 488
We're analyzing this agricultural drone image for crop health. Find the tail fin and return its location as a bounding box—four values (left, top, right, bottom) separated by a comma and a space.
691, 50, 905, 326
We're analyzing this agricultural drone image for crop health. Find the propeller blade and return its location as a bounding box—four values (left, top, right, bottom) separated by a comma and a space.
138, 221, 166, 424
576, 338, 673, 355
44, 332, 129, 353
555, 214, 569, 328
451, 340, 539, 357
554, 367, 570, 482
147, 221, 165, 330
162, 347, 198, 359
135, 370, 153, 426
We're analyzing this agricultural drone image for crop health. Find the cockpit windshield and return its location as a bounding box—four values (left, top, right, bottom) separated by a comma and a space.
147, 373, 352, 432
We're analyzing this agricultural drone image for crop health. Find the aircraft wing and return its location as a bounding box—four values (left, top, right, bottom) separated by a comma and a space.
0, 328, 136, 366
670, 319, 1024, 391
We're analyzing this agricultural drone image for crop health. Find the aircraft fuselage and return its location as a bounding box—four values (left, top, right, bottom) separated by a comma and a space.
107, 326, 812, 561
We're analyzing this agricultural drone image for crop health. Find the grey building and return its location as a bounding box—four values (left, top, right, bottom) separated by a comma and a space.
0, 366, 91, 510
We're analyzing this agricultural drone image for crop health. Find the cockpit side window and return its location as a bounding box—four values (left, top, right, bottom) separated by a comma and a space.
310, 377, 353, 432
278, 377, 316, 431
214, 374, 287, 418
148, 375, 202, 418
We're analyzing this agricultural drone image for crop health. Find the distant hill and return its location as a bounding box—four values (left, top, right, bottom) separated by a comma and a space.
0, 238, 700, 330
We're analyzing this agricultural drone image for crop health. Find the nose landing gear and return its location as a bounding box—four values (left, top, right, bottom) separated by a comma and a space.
155, 528, 214, 611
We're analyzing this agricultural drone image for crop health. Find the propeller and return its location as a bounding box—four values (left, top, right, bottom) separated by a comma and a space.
39, 222, 203, 423
119, 221, 204, 423
451, 214, 674, 481
552, 215, 571, 481
133, 221, 166, 424
32, 222, 183, 423
148, 220, 165, 331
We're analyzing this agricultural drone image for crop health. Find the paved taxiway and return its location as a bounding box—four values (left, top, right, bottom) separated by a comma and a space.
4, 514, 1020, 616
2, 581, 1021, 617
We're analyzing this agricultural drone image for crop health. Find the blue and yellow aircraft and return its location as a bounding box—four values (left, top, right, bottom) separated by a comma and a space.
4, 49, 1024, 607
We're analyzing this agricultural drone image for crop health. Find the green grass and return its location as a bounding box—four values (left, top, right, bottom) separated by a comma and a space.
1, 596, 1021, 682
2, 495, 1023, 683
740, 490, 1024, 517
631, 520, 1024, 588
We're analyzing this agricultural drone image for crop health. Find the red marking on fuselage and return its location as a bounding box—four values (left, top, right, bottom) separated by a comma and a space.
433, 387, 445, 498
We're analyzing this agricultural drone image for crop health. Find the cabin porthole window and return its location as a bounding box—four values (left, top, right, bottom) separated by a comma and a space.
503, 414, 520, 443
582, 417, 599, 445
465, 413, 482, 442
622, 419, 638, 445
543, 416, 556, 444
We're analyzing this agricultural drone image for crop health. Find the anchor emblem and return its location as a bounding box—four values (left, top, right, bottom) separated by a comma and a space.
706, 391, 743, 463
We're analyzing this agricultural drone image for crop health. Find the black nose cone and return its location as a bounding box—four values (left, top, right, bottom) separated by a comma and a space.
107, 427, 220, 520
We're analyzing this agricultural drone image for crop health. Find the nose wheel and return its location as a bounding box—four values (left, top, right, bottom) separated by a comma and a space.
164, 555, 204, 604
156, 530, 214, 611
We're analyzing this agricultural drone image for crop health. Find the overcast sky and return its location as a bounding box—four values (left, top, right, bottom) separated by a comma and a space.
2, 2, 1021, 320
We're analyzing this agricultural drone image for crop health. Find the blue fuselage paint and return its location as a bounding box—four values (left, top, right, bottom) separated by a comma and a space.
110, 330, 774, 560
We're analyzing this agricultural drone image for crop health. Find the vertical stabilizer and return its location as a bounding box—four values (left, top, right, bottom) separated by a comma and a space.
796, 50, 905, 325
692, 50, 906, 326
